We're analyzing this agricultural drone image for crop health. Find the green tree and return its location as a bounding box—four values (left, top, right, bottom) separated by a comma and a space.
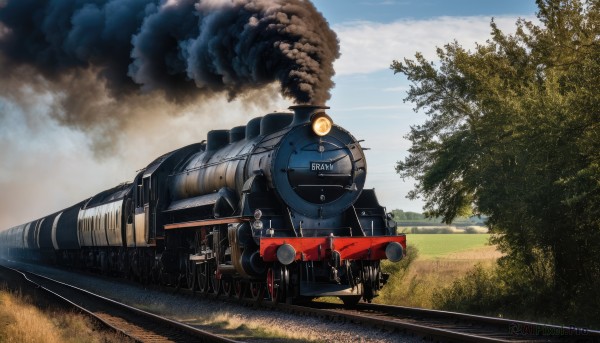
391, 209, 407, 221
393, 0, 600, 321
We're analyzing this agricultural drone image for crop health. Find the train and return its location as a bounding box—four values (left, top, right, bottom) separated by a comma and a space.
0, 105, 406, 305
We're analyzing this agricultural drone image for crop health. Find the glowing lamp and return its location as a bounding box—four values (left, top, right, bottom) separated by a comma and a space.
311, 112, 333, 136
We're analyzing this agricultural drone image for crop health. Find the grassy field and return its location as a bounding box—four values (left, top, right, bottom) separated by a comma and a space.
0, 288, 130, 343
377, 233, 502, 308
407, 233, 496, 259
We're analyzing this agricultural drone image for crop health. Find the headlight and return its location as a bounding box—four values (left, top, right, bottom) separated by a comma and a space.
311, 112, 333, 136
252, 220, 263, 230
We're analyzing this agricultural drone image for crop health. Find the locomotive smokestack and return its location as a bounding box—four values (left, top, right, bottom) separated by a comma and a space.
289, 105, 330, 125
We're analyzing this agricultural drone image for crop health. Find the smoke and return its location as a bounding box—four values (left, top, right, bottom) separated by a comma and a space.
0, 0, 339, 158
0, 0, 337, 229
0, 0, 339, 105
0, 78, 287, 229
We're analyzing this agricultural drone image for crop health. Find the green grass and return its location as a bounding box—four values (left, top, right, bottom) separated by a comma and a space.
406, 234, 492, 259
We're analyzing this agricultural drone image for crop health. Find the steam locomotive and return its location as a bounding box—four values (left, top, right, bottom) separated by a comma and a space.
0, 105, 406, 305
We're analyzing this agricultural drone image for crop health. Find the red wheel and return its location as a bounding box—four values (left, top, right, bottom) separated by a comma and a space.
267, 265, 287, 303
267, 267, 278, 303
197, 263, 210, 294
186, 261, 197, 291
234, 279, 246, 300
222, 279, 233, 297
209, 265, 221, 295
249, 282, 264, 301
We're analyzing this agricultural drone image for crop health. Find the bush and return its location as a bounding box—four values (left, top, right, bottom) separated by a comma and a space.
381, 245, 418, 275
432, 256, 600, 328
377, 247, 422, 305
432, 264, 504, 314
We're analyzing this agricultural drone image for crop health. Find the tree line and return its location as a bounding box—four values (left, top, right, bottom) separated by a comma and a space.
391, 209, 486, 225
393, 0, 600, 327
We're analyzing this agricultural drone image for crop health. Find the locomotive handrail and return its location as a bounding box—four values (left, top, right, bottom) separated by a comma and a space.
168, 129, 290, 177
169, 155, 247, 176
167, 145, 279, 176
164, 217, 249, 230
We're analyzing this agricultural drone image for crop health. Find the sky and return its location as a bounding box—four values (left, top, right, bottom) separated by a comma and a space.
0, 0, 540, 229
314, 0, 538, 212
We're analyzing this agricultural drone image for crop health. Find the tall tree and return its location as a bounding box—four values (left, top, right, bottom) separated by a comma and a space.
393, 0, 600, 317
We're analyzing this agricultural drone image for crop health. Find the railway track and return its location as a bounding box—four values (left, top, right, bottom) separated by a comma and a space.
296, 301, 600, 342
3, 260, 599, 342
173, 277, 600, 342
0, 263, 238, 343
191, 284, 600, 342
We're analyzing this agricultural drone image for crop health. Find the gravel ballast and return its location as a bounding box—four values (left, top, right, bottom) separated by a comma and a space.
5, 260, 420, 342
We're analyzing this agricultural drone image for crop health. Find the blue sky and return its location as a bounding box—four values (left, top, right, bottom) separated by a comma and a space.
314, 0, 537, 22
0, 0, 540, 228
313, 0, 539, 213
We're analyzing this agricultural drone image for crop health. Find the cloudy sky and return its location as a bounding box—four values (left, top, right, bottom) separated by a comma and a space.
314, 0, 538, 213
0, 0, 539, 229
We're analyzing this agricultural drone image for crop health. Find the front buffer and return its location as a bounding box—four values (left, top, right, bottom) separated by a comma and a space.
260, 234, 406, 304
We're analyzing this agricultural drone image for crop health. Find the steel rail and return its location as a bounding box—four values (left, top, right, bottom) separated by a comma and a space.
293, 301, 600, 343
268, 302, 519, 343
6, 259, 599, 342
0, 263, 238, 343
358, 302, 600, 339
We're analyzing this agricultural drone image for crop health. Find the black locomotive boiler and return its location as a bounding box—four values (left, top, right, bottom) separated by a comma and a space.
0, 105, 406, 305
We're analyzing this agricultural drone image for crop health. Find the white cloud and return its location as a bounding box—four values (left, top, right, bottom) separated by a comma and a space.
333, 15, 534, 76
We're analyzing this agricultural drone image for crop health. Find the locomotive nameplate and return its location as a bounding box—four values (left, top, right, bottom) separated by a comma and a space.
310, 161, 335, 172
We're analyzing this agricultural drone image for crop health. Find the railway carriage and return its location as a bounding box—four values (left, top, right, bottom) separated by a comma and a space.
0, 105, 406, 305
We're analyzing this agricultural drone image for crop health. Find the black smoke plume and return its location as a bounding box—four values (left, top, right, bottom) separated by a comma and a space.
0, 0, 339, 105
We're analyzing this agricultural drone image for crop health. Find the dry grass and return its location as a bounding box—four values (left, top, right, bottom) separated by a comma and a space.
126, 294, 318, 341
0, 289, 130, 343
189, 312, 317, 342
377, 245, 502, 308
0, 286, 317, 342
134, 301, 318, 341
